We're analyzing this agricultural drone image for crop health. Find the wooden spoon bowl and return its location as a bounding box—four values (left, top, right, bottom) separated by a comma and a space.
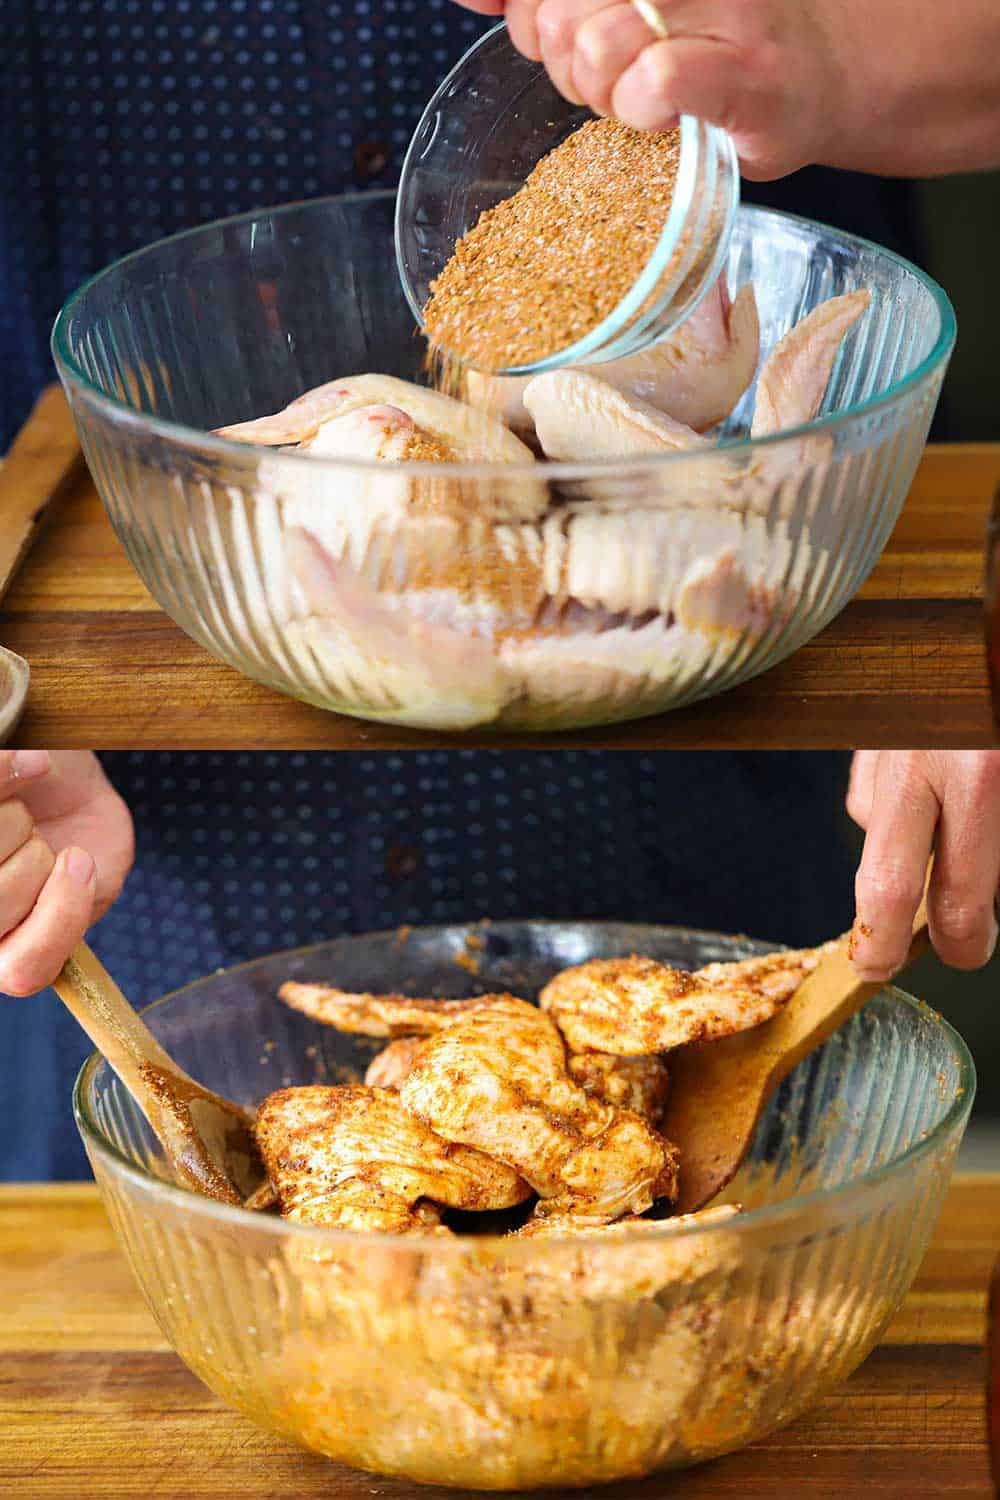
55, 945, 265, 1206
663, 892, 931, 1215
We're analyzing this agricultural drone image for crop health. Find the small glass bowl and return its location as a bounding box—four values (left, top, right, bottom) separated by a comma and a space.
74, 921, 974, 1491
395, 22, 740, 375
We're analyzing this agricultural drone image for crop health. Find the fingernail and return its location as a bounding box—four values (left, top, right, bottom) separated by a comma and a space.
63, 848, 96, 887
853, 965, 893, 984
11, 749, 51, 781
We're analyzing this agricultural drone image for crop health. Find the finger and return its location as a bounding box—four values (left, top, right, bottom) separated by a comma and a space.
0, 749, 51, 805
926, 754, 1000, 971
0, 799, 34, 864
571, 2, 652, 115
450, 0, 506, 12
611, 35, 740, 133
851, 753, 939, 982
845, 751, 880, 831
505, 0, 546, 59
0, 834, 56, 940
537, 0, 617, 105
0, 846, 96, 997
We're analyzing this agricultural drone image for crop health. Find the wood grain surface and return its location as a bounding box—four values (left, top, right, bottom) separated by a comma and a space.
0, 386, 84, 607
0, 1178, 995, 1497
1, 388, 997, 748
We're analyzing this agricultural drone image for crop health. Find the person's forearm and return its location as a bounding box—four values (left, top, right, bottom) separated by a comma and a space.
823, 0, 1000, 176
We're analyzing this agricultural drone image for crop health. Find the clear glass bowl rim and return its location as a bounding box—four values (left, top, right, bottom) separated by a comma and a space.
51, 193, 956, 486
73, 919, 975, 1256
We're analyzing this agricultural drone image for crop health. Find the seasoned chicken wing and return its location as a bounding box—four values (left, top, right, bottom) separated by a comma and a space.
567, 1051, 669, 1124
540, 945, 835, 1056
515, 1202, 740, 1240
254, 1084, 530, 1233
364, 1037, 426, 1090
510, 1203, 744, 1306
398, 1004, 678, 1222
284, 984, 671, 1127
363, 1034, 670, 1128
278, 984, 528, 1037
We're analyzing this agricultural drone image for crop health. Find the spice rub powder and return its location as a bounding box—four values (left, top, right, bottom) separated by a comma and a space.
422, 118, 682, 373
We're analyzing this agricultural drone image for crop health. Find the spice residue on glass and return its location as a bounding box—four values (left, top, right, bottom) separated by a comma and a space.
422, 118, 682, 373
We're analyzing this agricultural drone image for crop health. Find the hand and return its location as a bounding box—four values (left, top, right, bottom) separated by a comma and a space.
0, 751, 134, 997
847, 751, 1000, 981
450, 0, 1000, 180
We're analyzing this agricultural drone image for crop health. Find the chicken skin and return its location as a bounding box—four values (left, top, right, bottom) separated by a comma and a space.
278, 985, 529, 1037
282, 984, 670, 1127
364, 1037, 426, 1090
515, 1201, 740, 1241
567, 1051, 669, 1125
362, 1036, 669, 1127
397, 1003, 678, 1223
540, 945, 835, 1056
254, 1084, 530, 1233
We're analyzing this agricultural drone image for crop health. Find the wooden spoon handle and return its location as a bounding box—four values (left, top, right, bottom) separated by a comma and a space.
53, 943, 194, 1099
55, 943, 250, 1206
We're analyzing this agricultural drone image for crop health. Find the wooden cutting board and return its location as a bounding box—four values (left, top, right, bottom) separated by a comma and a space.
1, 387, 996, 748
0, 1178, 994, 1497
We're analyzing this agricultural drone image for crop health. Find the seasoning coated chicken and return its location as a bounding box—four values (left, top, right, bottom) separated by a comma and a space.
515, 1201, 740, 1240
539, 945, 836, 1056
282, 985, 671, 1127
566, 1051, 669, 1125
364, 1037, 426, 1090
278, 984, 530, 1036
254, 1083, 530, 1233
510, 1203, 744, 1305
397, 1003, 678, 1222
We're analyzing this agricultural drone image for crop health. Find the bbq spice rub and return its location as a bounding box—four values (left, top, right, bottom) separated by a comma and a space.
422, 119, 683, 372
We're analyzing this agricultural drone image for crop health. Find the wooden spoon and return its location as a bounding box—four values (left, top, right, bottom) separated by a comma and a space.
55, 944, 265, 1207
663, 892, 931, 1215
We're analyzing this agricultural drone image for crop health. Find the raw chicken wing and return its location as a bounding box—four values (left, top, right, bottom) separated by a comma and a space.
467, 279, 759, 437
751, 291, 871, 440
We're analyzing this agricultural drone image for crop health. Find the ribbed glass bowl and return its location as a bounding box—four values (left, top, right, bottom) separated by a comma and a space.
53, 194, 955, 732
74, 922, 973, 1491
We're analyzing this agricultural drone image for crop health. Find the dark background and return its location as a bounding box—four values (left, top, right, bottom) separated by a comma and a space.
2, 750, 997, 1181
3, 0, 999, 449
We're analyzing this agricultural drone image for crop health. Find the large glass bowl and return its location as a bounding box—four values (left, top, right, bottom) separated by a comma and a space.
74, 921, 973, 1491
53, 194, 955, 733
